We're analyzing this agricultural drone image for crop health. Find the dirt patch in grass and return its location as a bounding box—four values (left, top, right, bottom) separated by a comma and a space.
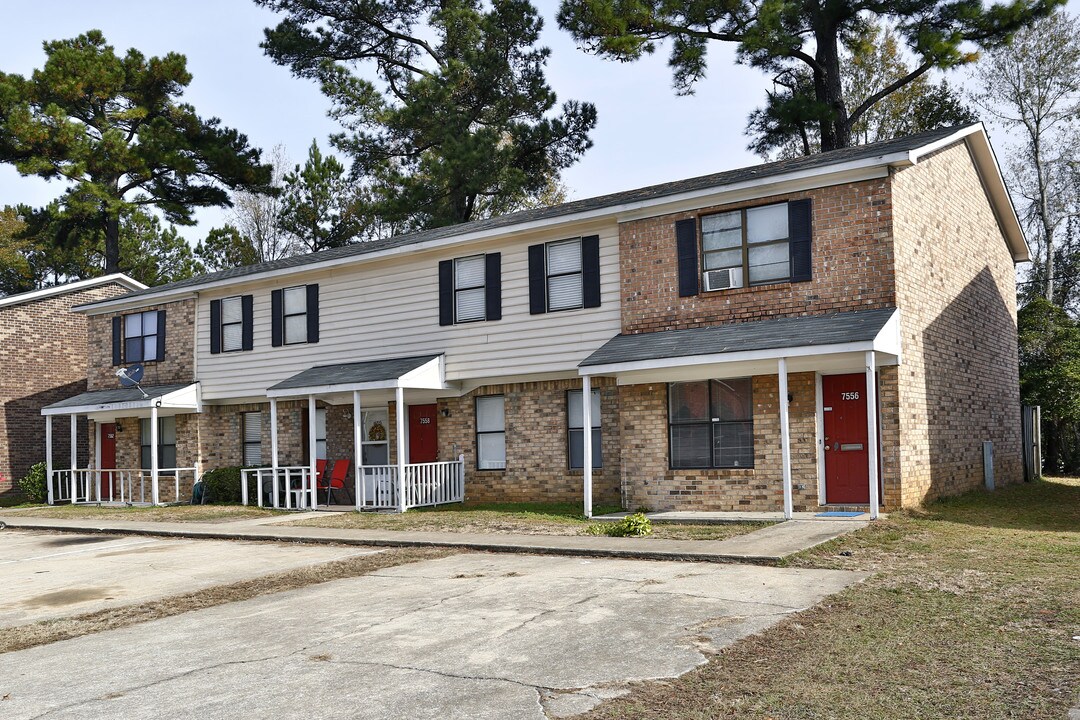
0, 546, 452, 655
283, 502, 767, 541
1, 504, 283, 523
582, 478, 1080, 720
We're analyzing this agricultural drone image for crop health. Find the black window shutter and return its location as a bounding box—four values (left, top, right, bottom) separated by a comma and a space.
111, 316, 122, 365
271, 289, 283, 347
438, 260, 454, 326
485, 253, 502, 321
209, 300, 222, 355
528, 244, 546, 315
156, 310, 167, 362
581, 236, 601, 308
789, 198, 813, 282
675, 219, 699, 297
306, 284, 320, 344
241, 295, 254, 351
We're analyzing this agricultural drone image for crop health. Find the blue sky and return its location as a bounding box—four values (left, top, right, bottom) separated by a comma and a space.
0, 1, 1067, 242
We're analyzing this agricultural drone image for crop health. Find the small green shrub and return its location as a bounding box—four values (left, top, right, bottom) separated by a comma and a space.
18, 462, 48, 503
199, 466, 251, 504
587, 512, 653, 537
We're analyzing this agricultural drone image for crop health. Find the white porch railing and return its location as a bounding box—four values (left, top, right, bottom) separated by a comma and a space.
241, 466, 316, 510
50, 468, 198, 505
240, 456, 464, 512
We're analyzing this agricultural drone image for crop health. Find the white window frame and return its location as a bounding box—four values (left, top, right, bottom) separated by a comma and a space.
545, 238, 584, 312
454, 254, 487, 323
221, 296, 244, 353
282, 286, 308, 345
568, 389, 602, 470
475, 395, 506, 470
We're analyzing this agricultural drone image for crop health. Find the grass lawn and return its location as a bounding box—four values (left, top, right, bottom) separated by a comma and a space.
0, 504, 285, 523
284, 501, 771, 541
584, 477, 1080, 720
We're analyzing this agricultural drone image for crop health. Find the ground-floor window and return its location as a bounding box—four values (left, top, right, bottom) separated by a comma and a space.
242, 412, 262, 466
568, 389, 602, 469
140, 416, 177, 470
475, 395, 506, 469
668, 379, 754, 469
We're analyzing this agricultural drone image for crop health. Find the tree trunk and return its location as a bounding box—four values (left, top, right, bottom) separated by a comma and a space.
814, 29, 851, 152
104, 211, 121, 274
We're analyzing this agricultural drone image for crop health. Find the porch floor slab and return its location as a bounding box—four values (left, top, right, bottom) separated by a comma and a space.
0, 514, 866, 565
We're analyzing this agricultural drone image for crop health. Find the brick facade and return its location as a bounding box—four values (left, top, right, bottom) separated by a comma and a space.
86, 298, 196, 391
619, 179, 895, 335
437, 378, 621, 506
890, 142, 1023, 503
0, 281, 132, 497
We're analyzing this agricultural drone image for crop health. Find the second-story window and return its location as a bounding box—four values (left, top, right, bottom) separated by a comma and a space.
210, 295, 253, 354
283, 286, 308, 344
271, 284, 319, 347
221, 297, 244, 352
701, 202, 791, 289
439, 254, 502, 326
113, 310, 165, 365
546, 239, 584, 311
454, 255, 487, 323
528, 236, 601, 315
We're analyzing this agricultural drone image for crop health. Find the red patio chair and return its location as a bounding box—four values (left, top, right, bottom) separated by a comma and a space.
318, 459, 351, 505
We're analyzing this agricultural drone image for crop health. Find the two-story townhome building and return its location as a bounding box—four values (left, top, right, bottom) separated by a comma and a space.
41, 123, 1026, 517
0, 274, 145, 500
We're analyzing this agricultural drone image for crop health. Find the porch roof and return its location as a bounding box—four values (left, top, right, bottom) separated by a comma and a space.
41, 383, 199, 416
579, 308, 899, 376
266, 354, 446, 397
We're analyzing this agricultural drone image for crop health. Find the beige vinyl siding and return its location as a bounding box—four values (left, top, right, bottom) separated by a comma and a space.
196, 223, 621, 400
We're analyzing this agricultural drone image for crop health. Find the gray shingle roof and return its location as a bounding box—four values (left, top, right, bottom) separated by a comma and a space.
43, 383, 193, 410
81, 125, 973, 308
268, 354, 442, 391
579, 308, 897, 368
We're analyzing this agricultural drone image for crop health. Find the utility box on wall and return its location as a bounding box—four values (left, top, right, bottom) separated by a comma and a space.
983, 441, 995, 491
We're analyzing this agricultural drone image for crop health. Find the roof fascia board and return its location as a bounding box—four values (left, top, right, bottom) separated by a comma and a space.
614, 166, 892, 222
1, 273, 147, 310
579, 339, 881, 376
41, 383, 199, 416
72, 154, 916, 314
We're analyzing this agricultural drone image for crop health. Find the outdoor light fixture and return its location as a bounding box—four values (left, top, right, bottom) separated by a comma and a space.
441, 408, 451, 418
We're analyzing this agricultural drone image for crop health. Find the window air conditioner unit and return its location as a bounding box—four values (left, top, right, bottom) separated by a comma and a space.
703, 267, 744, 291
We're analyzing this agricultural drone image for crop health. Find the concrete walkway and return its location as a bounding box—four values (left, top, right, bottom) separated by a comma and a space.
593, 510, 882, 524
0, 514, 866, 565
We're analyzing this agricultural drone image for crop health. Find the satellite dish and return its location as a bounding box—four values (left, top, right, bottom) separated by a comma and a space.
117, 364, 144, 387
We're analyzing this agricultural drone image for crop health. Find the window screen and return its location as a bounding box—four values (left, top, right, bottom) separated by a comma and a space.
669, 379, 754, 469
221, 297, 244, 352
568, 389, 602, 469
546, 239, 583, 311
454, 255, 486, 323
242, 412, 262, 466
476, 396, 506, 470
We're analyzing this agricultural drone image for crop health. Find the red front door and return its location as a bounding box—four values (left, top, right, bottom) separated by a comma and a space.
408, 404, 438, 463
822, 374, 872, 504
100, 423, 117, 499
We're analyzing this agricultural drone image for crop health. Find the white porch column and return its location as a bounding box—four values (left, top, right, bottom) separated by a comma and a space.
582, 374, 593, 519
865, 351, 880, 520
778, 358, 793, 520
150, 404, 160, 505
395, 386, 406, 513
69, 414, 78, 503
270, 398, 279, 509
94, 422, 101, 502
308, 395, 318, 510
45, 415, 54, 505
353, 390, 364, 511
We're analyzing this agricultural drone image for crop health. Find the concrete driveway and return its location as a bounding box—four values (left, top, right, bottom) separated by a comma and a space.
0, 552, 867, 719
0, 531, 374, 627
